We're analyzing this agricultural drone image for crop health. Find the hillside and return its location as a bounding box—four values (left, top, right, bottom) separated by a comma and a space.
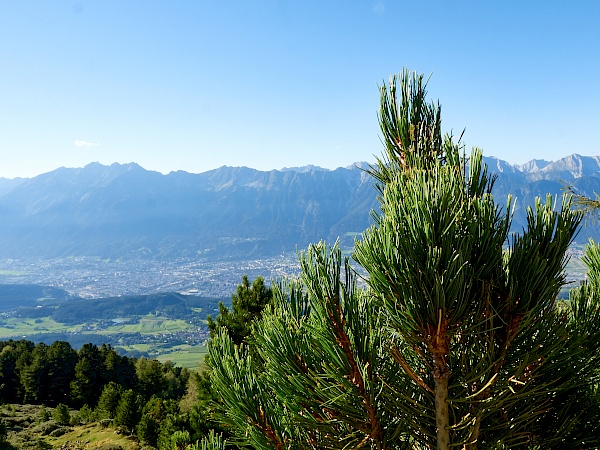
0, 163, 377, 260
0, 154, 599, 261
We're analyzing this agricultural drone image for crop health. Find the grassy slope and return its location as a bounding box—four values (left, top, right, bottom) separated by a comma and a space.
2, 403, 141, 450
0, 315, 192, 338
48, 423, 140, 450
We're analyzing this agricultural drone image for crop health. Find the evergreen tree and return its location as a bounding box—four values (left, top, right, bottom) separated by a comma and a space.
19, 343, 47, 403
76, 404, 95, 425
137, 415, 160, 447
70, 344, 105, 407
0, 340, 34, 403
37, 405, 50, 423
170, 430, 191, 450
206, 70, 600, 449
114, 389, 142, 434
45, 341, 77, 405
185, 371, 228, 443
96, 381, 124, 420
138, 396, 178, 447
207, 275, 273, 345
101, 344, 137, 391
157, 414, 190, 450
0, 420, 7, 444
53, 403, 71, 426
136, 357, 167, 400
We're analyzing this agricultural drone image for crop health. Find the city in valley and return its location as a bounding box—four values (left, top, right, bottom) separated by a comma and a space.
0, 246, 588, 301
0, 254, 302, 299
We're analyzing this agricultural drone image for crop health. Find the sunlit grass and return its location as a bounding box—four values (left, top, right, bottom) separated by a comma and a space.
0, 317, 83, 338
0, 269, 27, 276
48, 422, 140, 450
107, 316, 191, 334
155, 344, 208, 369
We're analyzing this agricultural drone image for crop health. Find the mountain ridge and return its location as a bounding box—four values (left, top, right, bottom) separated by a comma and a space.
1, 153, 599, 261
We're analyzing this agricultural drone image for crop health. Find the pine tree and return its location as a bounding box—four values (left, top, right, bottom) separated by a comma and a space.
114, 389, 142, 434
207, 275, 273, 345
70, 344, 105, 407
96, 381, 124, 420
206, 70, 600, 449
53, 403, 70, 426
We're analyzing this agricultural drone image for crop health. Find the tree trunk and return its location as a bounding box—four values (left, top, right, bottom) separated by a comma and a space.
434, 368, 450, 450
432, 312, 450, 450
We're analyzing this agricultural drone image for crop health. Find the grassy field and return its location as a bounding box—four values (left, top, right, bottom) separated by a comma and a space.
0, 269, 27, 276
0, 314, 206, 369
0, 314, 193, 339
154, 344, 208, 369
0, 317, 83, 338
100, 316, 192, 334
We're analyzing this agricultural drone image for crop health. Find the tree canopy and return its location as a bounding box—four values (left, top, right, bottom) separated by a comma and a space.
206, 70, 600, 449
207, 275, 273, 346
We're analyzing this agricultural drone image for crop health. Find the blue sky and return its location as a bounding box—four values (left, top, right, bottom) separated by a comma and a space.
1, 1, 599, 178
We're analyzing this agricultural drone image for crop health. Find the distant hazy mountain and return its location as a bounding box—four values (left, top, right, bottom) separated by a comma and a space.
0, 162, 378, 259
1, 154, 599, 261
518, 159, 552, 173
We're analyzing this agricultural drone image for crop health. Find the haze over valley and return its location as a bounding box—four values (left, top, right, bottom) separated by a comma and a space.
0, 153, 599, 299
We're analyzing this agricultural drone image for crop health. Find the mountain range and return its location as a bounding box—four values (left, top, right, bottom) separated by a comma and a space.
1, 153, 599, 261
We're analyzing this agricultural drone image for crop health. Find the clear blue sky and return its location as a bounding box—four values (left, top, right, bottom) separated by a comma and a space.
1, 1, 599, 178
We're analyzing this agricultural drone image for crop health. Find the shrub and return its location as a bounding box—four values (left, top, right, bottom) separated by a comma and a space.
52, 404, 70, 426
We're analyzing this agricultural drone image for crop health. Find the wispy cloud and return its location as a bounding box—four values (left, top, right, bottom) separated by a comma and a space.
74, 140, 100, 148
373, 2, 385, 14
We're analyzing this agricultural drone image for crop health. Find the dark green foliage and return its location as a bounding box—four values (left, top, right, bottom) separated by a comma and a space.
162, 362, 190, 401
51, 293, 205, 324
0, 420, 6, 443
0, 340, 34, 403
45, 342, 78, 404
30, 420, 61, 436
207, 70, 600, 450
0, 338, 189, 424
137, 415, 160, 447
36, 406, 50, 424
170, 430, 190, 450
70, 343, 106, 407
52, 404, 70, 426
208, 246, 389, 449
18, 343, 48, 404
114, 389, 142, 434
101, 344, 137, 391
207, 275, 272, 345
0, 284, 71, 312
137, 396, 179, 447
135, 358, 167, 401
73, 404, 95, 425
156, 414, 189, 450
0, 341, 200, 448
96, 382, 124, 420
186, 371, 228, 443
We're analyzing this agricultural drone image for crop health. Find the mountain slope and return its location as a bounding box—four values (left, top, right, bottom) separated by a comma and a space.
1, 154, 600, 261
0, 163, 378, 259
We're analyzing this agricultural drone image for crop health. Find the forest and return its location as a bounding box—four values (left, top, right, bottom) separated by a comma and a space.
0, 339, 219, 449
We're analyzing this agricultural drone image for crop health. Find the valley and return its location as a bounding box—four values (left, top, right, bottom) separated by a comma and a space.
0, 155, 598, 370
0, 253, 301, 299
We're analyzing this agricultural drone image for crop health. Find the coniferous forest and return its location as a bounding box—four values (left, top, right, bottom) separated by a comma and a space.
0, 339, 221, 449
